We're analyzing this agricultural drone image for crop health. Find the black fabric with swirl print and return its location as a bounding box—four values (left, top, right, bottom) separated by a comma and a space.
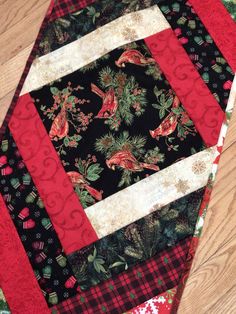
30, 40, 205, 209
0, 129, 79, 307
155, 0, 234, 110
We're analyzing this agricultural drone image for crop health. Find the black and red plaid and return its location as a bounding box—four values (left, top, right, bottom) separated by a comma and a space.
49, 0, 96, 22
52, 237, 191, 314
0, 0, 54, 142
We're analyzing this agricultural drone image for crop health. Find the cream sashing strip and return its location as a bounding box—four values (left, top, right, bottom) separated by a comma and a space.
85, 147, 216, 239
20, 5, 170, 95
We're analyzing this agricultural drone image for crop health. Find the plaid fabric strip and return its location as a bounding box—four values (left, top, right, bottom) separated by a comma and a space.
52, 237, 191, 314
49, 0, 96, 22
0, 0, 54, 143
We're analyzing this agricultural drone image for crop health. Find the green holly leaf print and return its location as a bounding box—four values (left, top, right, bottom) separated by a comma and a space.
63, 137, 70, 147
172, 107, 183, 115
86, 163, 103, 181
153, 86, 164, 98
76, 158, 85, 174
50, 87, 59, 95
75, 188, 95, 207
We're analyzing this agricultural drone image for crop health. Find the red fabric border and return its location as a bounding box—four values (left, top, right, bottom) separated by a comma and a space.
0, 193, 50, 314
145, 29, 225, 147
49, 0, 96, 22
0, 0, 55, 143
52, 238, 191, 314
189, 0, 236, 73
9, 93, 98, 254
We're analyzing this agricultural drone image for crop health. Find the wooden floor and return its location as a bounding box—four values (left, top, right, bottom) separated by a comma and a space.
0, 1, 236, 313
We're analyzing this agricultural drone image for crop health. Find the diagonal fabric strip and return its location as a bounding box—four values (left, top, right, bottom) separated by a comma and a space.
145, 29, 225, 147
68, 189, 204, 291
188, 0, 236, 72
52, 237, 191, 314
170, 74, 236, 313
0, 193, 50, 314
9, 93, 98, 254
85, 147, 215, 238
0, 0, 55, 140
39, 0, 156, 56
49, 0, 96, 22
0, 129, 80, 305
21, 5, 170, 94
157, 0, 234, 111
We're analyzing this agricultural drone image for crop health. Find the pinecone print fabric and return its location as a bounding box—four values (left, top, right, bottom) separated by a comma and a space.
39, 0, 156, 56
68, 188, 204, 290
0, 130, 79, 306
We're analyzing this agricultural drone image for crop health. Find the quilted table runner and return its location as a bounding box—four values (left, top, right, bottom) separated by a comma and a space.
0, 0, 236, 313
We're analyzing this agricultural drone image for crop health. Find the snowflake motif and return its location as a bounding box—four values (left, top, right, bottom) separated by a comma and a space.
131, 12, 143, 23
122, 28, 137, 41
192, 160, 206, 174
175, 179, 190, 194
162, 180, 171, 188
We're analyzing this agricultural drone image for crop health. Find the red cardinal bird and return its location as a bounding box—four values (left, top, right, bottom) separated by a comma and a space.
67, 171, 102, 201
91, 83, 118, 118
106, 150, 159, 172
115, 50, 155, 67
150, 96, 180, 138
49, 107, 69, 139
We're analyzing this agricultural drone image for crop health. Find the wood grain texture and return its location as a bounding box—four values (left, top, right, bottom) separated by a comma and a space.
0, 1, 236, 313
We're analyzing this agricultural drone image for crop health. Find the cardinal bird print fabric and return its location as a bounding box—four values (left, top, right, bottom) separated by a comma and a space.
31, 40, 204, 206
0, 0, 236, 314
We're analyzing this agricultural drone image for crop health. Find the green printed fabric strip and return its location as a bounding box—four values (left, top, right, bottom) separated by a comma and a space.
68, 188, 204, 291
39, 0, 155, 56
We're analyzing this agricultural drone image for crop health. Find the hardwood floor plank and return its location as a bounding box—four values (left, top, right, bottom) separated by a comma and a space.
0, 1, 49, 63
179, 108, 236, 313
0, 45, 32, 98
0, 0, 48, 36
